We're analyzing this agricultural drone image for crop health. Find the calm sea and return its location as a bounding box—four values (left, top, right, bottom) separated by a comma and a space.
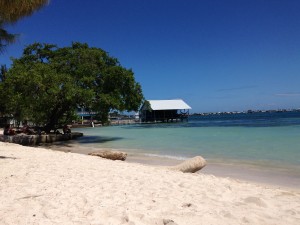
51, 111, 300, 187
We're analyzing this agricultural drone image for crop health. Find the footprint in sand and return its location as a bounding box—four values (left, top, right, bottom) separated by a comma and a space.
243, 196, 267, 207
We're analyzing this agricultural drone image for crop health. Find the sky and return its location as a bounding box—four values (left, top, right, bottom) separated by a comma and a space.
1, 0, 300, 113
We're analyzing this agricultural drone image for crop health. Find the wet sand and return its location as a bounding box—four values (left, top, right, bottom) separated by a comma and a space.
42, 141, 300, 190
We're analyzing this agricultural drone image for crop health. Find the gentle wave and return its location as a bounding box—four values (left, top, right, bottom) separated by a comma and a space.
143, 153, 188, 161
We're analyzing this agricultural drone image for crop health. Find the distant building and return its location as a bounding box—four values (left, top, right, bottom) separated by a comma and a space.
76, 108, 97, 121
140, 99, 192, 122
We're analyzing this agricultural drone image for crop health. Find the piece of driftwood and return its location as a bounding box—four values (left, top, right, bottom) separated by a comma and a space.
88, 150, 127, 161
168, 156, 206, 173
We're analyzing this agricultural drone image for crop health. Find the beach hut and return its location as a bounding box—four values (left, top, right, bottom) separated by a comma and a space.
76, 107, 97, 124
140, 99, 192, 122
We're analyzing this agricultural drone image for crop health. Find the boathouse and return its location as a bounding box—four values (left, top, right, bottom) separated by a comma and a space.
140, 99, 192, 122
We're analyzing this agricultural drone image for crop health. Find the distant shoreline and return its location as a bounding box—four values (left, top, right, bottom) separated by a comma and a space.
191, 109, 300, 116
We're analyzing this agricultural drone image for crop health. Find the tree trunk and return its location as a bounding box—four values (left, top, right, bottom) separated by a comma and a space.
44, 104, 68, 133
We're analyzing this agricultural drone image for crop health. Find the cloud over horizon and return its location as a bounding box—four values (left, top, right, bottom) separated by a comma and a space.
217, 85, 258, 92
275, 93, 300, 97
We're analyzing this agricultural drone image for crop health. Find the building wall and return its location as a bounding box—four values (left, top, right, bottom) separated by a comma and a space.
141, 110, 179, 122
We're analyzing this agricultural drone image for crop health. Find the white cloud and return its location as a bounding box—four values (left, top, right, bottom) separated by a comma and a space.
275, 93, 300, 97
217, 85, 257, 92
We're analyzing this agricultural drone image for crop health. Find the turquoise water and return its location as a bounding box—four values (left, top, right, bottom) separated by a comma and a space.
73, 124, 300, 166
52, 112, 300, 186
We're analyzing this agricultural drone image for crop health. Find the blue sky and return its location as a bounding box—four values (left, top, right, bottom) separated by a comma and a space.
1, 0, 300, 112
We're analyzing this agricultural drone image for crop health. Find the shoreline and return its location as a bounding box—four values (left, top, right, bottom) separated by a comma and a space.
1, 127, 300, 190
1, 123, 298, 190
1, 142, 300, 224
125, 152, 300, 190
40, 141, 300, 190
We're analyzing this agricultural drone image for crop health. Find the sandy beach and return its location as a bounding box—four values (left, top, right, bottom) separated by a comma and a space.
1, 141, 300, 225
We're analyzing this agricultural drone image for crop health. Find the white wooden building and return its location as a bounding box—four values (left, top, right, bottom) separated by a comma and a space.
140, 99, 191, 122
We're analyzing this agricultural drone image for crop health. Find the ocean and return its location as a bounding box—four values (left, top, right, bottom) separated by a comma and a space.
50, 111, 300, 188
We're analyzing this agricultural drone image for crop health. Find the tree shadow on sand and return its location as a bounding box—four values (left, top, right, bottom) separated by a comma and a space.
47, 136, 124, 147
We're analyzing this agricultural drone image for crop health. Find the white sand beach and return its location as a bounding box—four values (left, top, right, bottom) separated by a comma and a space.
1, 141, 300, 225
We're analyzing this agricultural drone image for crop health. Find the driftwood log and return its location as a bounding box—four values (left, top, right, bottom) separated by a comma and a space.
168, 156, 206, 173
88, 150, 127, 161
88, 150, 205, 173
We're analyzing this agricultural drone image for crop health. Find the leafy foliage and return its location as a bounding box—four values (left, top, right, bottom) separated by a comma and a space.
0, 0, 49, 23
0, 0, 49, 52
0, 64, 7, 82
0, 21, 17, 52
0, 42, 144, 132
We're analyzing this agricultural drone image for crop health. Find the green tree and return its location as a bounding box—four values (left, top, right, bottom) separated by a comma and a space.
0, 21, 16, 52
0, 64, 8, 115
0, 0, 49, 52
1, 42, 143, 132
0, 64, 7, 82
